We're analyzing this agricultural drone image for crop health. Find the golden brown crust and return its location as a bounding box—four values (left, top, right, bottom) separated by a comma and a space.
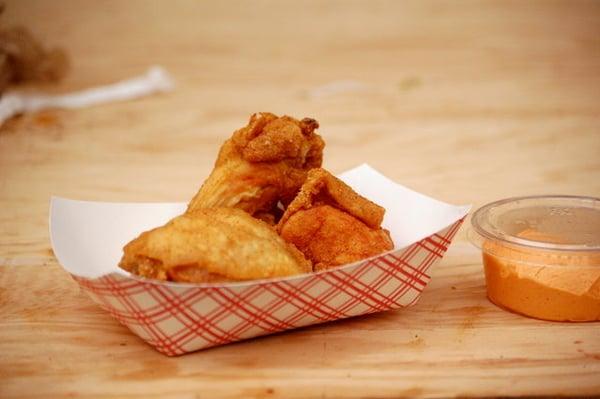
278, 168, 386, 229
187, 112, 325, 217
277, 168, 393, 271
119, 207, 312, 283
120, 114, 397, 282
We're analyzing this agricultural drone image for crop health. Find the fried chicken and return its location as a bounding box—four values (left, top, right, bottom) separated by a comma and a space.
187, 113, 325, 221
277, 168, 394, 271
119, 207, 312, 283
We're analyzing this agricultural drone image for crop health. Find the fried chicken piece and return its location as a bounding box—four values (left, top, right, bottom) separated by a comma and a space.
119, 207, 312, 283
277, 168, 394, 271
187, 112, 325, 220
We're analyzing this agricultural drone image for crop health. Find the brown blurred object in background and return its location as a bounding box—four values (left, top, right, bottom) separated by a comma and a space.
0, 3, 69, 92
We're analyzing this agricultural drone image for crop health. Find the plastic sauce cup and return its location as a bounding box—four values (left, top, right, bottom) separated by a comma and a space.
470, 195, 600, 322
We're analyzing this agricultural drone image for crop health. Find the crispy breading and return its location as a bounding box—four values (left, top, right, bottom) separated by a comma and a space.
277, 168, 394, 271
119, 207, 312, 283
186, 112, 324, 221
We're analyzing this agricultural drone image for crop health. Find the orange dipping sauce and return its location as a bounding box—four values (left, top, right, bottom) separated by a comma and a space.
472, 196, 600, 322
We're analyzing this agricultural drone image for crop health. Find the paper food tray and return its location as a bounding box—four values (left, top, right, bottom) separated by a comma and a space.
50, 164, 470, 356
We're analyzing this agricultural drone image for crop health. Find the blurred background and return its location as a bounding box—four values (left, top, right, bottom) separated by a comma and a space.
1, 1, 599, 252
2, 3, 600, 396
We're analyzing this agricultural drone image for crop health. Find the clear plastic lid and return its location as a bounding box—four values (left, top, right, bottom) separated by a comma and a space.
470, 195, 600, 257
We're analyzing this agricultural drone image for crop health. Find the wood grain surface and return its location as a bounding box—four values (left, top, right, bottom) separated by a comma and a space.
1, 1, 599, 398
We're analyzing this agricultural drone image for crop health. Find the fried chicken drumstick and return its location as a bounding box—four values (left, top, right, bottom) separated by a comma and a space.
277, 168, 394, 271
119, 207, 312, 283
187, 113, 325, 222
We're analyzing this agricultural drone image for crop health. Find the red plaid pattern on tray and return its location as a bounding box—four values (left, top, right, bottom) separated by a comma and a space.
73, 218, 464, 356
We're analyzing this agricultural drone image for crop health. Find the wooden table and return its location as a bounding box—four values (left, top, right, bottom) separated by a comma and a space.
1, 1, 599, 397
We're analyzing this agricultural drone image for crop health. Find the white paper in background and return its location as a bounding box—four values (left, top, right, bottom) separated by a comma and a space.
50, 164, 470, 278
308, 80, 370, 98
0, 66, 174, 126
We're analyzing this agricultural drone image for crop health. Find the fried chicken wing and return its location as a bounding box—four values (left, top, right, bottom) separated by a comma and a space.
187, 113, 325, 220
119, 207, 312, 283
277, 168, 394, 271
